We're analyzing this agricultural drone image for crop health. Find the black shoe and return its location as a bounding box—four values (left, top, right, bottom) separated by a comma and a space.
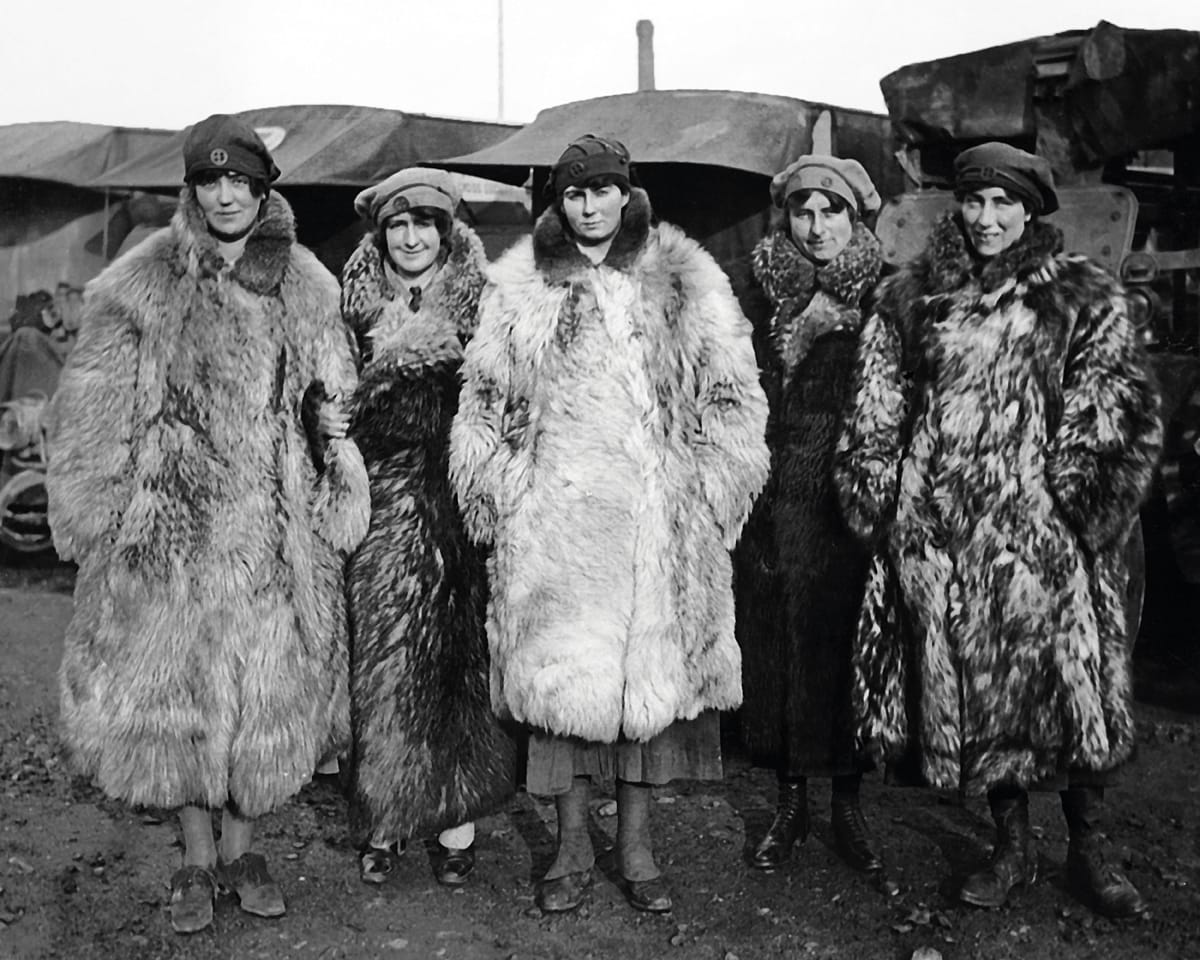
750, 779, 809, 870
623, 875, 672, 913
359, 840, 405, 885
960, 788, 1037, 909
1060, 786, 1147, 919
1066, 842, 1147, 919
169, 864, 217, 934
535, 869, 592, 913
831, 795, 883, 873
434, 843, 476, 887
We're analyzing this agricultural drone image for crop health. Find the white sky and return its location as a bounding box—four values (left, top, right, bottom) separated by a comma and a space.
1, 0, 1198, 130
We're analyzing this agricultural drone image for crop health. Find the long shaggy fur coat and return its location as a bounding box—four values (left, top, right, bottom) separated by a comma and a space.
734, 222, 883, 776
47, 190, 370, 817
340, 223, 515, 843
835, 213, 1162, 794
450, 189, 770, 744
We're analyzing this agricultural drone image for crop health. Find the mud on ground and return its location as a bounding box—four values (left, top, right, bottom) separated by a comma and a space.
1, 565, 1198, 960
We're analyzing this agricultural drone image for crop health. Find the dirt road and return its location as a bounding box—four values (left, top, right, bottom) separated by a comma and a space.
1, 567, 1198, 960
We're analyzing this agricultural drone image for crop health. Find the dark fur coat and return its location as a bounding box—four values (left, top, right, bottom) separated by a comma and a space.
48, 191, 369, 817
341, 223, 515, 843
733, 222, 883, 775
450, 190, 769, 744
835, 213, 1162, 793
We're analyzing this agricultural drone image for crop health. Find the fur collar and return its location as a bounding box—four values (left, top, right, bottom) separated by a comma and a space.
174, 188, 296, 295
532, 187, 654, 284
340, 220, 488, 346
752, 221, 881, 310
922, 212, 1064, 295
751, 221, 882, 371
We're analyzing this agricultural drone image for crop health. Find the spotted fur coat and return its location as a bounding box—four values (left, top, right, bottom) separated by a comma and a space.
450, 189, 770, 744
341, 223, 515, 843
734, 223, 882, 776
835, 213, 1162, 793
47, 190, 370, 817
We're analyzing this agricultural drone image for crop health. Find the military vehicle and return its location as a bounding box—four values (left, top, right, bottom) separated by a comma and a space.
872, 21, 1200, 644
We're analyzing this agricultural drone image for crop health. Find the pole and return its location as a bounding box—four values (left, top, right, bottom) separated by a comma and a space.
497, 0, 505, 121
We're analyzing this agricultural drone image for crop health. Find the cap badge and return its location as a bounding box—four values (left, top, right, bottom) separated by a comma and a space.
210, 148, 229, 166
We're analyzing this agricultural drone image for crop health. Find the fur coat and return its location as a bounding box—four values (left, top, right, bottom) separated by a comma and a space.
450, 189, 770, 744
734, 222, 883, 776
340, 223, 515, 843
47, 190, 370, 817
835, 213, 1162, 794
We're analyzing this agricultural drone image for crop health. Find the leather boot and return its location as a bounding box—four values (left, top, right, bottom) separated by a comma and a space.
960, 785, 1037, 908
750, 777, 808, 870
1061, 786, 1147, 919
831, 778, 883, 873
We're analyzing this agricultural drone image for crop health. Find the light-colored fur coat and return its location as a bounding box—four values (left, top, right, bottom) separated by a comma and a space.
835, 213, 1162, 793
450, 189, 770, 744
47, 190, 369, 817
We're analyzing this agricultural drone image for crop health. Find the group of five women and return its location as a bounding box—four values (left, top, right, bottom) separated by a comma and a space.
47, 115, 1160, 935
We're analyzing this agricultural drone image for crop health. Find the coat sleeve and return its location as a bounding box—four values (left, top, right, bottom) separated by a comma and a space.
693, 286, 770, 549
449, 287, 525, 547
45, 288, 138, 562
302, 256, 371, 554
1046, 261, 1163, 552
834, 290, 910, 545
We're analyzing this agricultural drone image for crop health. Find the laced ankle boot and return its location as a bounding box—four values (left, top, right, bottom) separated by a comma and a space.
750, 777, 808, 870
831, 775, 883, 873
960, 785, 1037, 908
1061, 786, 1146, 919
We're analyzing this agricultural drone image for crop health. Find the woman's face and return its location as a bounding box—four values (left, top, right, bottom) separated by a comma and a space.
960, 186, 1031, 258
194, 172, 262, 237
385, 211, 442, 278
788, 191, 854, 263
561, 183, 629, 246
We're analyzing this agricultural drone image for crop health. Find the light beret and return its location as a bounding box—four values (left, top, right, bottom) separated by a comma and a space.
770, 155, 880, 215
954, 142, 1058, 215
354, 167, 461, 226
183, 114, 280, 184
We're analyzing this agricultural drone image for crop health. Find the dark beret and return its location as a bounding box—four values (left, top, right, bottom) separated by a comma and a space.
954, 142, 1058, 215
183, 114, 281, 185
548, 134, 632, 197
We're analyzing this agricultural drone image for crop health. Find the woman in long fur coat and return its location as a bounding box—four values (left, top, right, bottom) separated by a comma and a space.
835, 142, 1161, 918
340, 168, 515, 888
451, 136, 769, 915
46, 116, 370, 933
732, 156, 885, 876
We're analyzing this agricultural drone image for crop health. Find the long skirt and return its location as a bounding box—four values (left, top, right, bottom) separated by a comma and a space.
525, 712, 722, 796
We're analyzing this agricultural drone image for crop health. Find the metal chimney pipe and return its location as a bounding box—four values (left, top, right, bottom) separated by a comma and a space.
637, 20, 655, 91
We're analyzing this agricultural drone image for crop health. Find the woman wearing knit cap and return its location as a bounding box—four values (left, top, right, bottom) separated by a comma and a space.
836, 141, 1160, 917
47, 113, 370, 933
732, 155, 886, 876
339, 167, 515, 888
451, 135, 769, 914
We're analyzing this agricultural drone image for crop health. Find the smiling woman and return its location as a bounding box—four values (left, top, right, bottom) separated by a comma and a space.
835, 140, 1161, 919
